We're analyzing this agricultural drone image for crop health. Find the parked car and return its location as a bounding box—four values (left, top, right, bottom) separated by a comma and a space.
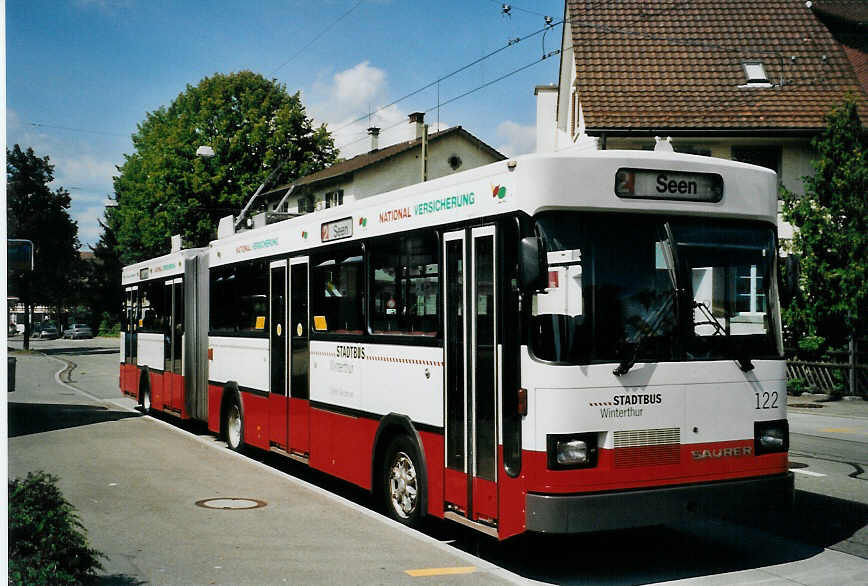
37, 325, 59, 339
63, 324, 94, 339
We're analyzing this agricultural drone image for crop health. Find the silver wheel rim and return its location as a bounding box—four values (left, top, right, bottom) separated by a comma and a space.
227, 405, 242, 449
142, 390, 150, 411
388, 451, 418, 519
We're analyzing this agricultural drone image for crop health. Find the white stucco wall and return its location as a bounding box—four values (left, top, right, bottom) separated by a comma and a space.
779, 144, 814, 196
351, 133, 501, 200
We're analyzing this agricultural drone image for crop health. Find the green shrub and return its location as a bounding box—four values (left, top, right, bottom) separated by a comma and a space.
98, 311, 121, 337
797, 335, 826, 358
9, 471, 104, 585
787, 377, 806, 396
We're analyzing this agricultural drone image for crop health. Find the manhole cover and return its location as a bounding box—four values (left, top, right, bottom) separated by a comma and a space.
195, 498, 266, 510
789, 403, 824, 409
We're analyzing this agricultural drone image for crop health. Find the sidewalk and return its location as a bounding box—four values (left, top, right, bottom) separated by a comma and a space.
788, 392, 868, 419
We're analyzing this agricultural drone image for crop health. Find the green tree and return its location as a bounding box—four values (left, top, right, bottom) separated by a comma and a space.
7, 145, 82, 348
111, 70, 337, 263
83, 212, 124, 333
782, 97, 867, 351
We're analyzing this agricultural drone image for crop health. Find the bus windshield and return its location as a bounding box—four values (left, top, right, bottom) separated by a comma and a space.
530, 212, 782, 366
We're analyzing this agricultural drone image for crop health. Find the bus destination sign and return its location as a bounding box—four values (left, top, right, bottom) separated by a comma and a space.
615, 168, 723, 203
321, 217, 353, 242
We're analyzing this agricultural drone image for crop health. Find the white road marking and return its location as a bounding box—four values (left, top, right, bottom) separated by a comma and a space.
792, 468, 826, 477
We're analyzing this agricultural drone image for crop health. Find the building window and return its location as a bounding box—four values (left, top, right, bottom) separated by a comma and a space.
731, 145, 781, 175
740, 61, 773, 88
743, 61, 768, 83
297, 195, 315, 214
675, 144, 712, 157
325, 190, 344, 208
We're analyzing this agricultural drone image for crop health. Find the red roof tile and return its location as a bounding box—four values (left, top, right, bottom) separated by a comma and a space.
566, 0, 868, 130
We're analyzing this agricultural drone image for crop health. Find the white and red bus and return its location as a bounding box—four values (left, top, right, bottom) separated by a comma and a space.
121, 147, 793, 539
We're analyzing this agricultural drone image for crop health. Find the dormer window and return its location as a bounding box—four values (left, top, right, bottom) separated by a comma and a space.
740, 61, 773, 88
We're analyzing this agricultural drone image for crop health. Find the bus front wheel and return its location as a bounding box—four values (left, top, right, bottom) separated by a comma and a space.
382, 435, 423, 527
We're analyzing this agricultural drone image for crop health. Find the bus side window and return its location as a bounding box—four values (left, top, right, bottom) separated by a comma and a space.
139, 279, 168, 333
209, 265, 237, 333
312, 246, 365, 334
236, 260, 269, 333
369, 230, 438, 336
209, 260, 269, 335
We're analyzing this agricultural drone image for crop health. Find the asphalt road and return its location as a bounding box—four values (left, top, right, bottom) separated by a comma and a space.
7, 337, 868, 585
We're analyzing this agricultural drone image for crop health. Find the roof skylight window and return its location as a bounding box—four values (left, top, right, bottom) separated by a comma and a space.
740, 61, 773, 88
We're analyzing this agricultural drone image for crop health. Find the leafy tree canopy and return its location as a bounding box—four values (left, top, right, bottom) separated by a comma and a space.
7, 145, 82, 325
84, 212, 124, 330
782, 97, 867, 348
111, 70, 337, 263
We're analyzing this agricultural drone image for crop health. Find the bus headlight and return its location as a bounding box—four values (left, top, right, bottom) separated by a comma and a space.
755, 420, 788, 455
547, 433, 598, 469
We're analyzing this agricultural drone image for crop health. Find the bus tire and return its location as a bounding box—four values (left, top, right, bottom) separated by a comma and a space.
139, 372, 151, 414
142, 386, 151, 413
382, 435, 424, 527
223, 393, 244, 452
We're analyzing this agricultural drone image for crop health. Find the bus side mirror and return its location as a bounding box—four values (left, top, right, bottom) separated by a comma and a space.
518, 236, 547, 293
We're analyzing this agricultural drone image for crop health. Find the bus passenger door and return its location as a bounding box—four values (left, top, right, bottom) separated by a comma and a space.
443, 227, 498, 525
289, 258, 310, 456
269, 260, 288, 449
123, 287, 138, 392
170, 278, 184, 412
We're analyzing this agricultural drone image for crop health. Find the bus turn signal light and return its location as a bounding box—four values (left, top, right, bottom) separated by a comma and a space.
518, 387, 528, 416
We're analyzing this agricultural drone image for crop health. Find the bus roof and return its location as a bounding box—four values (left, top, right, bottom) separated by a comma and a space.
207, 149, 777, 268
122, 247, 206, 285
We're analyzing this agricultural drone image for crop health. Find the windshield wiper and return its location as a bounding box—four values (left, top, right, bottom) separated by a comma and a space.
613, 294, 674, 376
693, 300, 754, 372
693, 300, 726, 335
614, 222, 680, 377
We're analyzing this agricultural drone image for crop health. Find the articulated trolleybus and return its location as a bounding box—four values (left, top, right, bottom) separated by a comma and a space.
121, 147, 793, 539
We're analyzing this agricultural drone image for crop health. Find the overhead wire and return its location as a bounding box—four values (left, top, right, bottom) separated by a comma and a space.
269, 0, 364, 76
332, 19, 564, 134
335, 50, 561, 153
27, 122, 126, 137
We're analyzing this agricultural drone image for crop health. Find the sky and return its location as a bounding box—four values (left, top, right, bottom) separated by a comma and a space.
6, 0, 566, 249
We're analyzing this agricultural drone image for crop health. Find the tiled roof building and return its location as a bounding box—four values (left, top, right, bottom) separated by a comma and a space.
255, 114, 504, 221
560, 0, 867, 134
540, 0, 867, 210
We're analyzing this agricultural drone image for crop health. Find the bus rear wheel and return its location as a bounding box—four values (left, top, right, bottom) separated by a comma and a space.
224, 396, 244, 452
382, 436, 423, 527
140, 377, 151, 414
